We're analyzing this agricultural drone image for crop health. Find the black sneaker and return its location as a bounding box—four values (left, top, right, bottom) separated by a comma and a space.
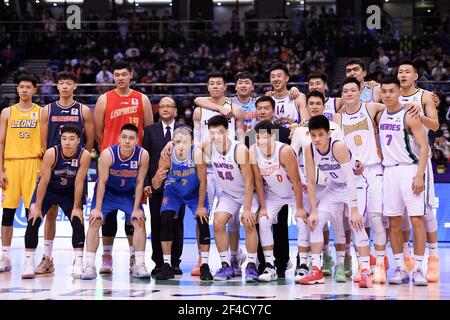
200, 263, 213, 281
172, 265, 183, 275
151, 265, 162, 277
257, 264, 266, 276
155, 263, 175, 280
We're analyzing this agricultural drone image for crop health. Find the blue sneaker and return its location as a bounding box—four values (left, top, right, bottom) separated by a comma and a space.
245, 263, 259, 282
388, 267, 410, 285
214, 262, 234, 281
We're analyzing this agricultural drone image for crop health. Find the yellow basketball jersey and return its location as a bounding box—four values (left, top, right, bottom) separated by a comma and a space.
4, 104, 43, 159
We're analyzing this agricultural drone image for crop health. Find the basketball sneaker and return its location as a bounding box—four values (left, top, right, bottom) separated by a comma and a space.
344, 254, 352, 277
258, 263, 278, 282
322, 253, 334, 276
294, 264, 309, 283
404, 256, 414, 273
373, 262, 387, 284
334, 264, 347, 283
35, 255, 54, 274
200, 263, 213, 281
214, 262, 235, 281
21, 261, 35, 279
353, 267, 362, 283
245, 263, 259, 282
388, 267, 410, 285
298, 266, 324, 285
71, 260, 83, 279
190, 256, 201, 276
231, 248, 246, 277
155, 263, 175, 280
80, 265, 97, 280
99, 254, 113, 274
0, 256, 12, 272
384, 256, 390, 272
412, 269, 428, 286
132, 264, 151, 279
359, 268, 373, 288
426, 256, 439, 283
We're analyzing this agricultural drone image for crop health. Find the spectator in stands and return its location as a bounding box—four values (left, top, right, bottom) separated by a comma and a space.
96, 63, 114, 94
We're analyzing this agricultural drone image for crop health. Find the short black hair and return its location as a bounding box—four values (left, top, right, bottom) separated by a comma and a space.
56, 71, 77, 82
307, 72, 328, 84
380, 75, 401, 88
398, 59, 418, 73
60, 124, 81, 138
306, 90, 325, 104
341, 77, 361, 91
17, 74, 38, 87
112, 60, 131, 72
269, 62, 289, 77
308, 115, 330, 132
207, 71, 226, 83
345, 58, 366, 71
254, 120, 277, 135
207, 115, 229, 129
121, 123, 138, 134
255, 96, 275, 110
234, 71, 254, 83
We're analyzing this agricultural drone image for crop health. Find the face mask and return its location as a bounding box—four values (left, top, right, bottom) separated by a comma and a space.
444, 133, 450, 139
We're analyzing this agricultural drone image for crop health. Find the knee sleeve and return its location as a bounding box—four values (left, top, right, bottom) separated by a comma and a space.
424, 210, 438, 233
71, 217, 85, 249
258, 217, 274, 247
227, 213, 240, 233
369, 212, 387, 246
196, 216, 211, 245
352, 228, 370, 248
101, 211, 118, 237
402, 214, 412, 232
1, 208, 16, 227
160, 211, 176, 242
296, 219, 310, 248
125, 223, 134, 236
24, 218, 42, 249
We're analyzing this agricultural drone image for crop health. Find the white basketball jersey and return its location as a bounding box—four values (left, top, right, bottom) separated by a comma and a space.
272, 95, 300, 129
323, 97, 337, 121
200, 100, 236, 143
379, 108, 420, 167
211, 140, 246, 200
399, 87, 429, 135
311, 138, 353, 185
341, 103, 382, 166
255, 141, 293, 198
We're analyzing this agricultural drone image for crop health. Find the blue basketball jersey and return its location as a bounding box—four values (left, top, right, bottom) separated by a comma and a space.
47, 101, 85, 148
164, 145, 200, 198
232, 96, 257, 131
48, 144, 85, 192
106, 144, 143, 193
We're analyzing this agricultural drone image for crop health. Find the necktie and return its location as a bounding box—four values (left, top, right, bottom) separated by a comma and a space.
164, 126, 171, 144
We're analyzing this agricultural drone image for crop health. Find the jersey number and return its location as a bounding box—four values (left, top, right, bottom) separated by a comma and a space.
129, 117, 139, 127
19, 132, 30, 139
276, 174, 283, 183
60, 177, 68, 186
120, 179, 126, 187
329, 172, 339, 179
276, 105, 285, 114
353, 135, 363, 146
386, 134, 393, 146
218, 171, 233, 181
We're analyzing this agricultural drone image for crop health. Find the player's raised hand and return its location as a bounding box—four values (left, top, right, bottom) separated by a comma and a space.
71, 207, 84, 225
412, 174, 425, 195
161, 141, 174, 161
88, 208, 103, 224
349, 208, 363, 231
366, 80, 379, 89
29, 205, 43, 226
288, 87, 301, 100
403, 103, 421, 119
195, 206, 209, 224
354, 160, 364, 175
265, 90, 274, 97
131, 208, 146, 223
431, 91, 441, 107
219, 106, 234, 119
307, 211, 318, 231
0, 171, 8, 189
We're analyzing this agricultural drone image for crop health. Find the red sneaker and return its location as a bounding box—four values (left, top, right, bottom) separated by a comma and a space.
299, 266, 325, 285
359, 268, 373, 288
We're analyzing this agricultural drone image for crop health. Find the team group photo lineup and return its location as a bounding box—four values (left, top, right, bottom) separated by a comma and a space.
0, 0, 449, 302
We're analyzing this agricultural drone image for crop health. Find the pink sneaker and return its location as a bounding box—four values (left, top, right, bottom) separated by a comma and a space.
99, 254, 113, 274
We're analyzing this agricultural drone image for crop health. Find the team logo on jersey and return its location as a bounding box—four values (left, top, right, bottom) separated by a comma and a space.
162, 197, 169, 206
130, 161, 138, 169
131, 98, 139, 106
31, 112, 38, 119
71, 108, 79, 116
71, 159, 79, 167
396, 116, 401, 123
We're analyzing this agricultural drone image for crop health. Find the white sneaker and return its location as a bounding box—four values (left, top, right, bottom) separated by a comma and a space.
258, 263, 278, 282
0, 256, 12, 272
21, 262, 35, 279
72, 261, 83, 279
132, 264, 151, 279
80, 265, 97, 280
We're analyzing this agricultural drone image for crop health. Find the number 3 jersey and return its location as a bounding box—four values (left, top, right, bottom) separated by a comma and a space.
211, 140, 245, 200
341, 103, 382, 166
106, 144, 143, 193
47, 144, 85, 193
4, 103, 42, 160
255, 141, 293, 199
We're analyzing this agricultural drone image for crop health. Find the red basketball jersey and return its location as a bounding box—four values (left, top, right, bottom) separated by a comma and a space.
101, 89, 144, 152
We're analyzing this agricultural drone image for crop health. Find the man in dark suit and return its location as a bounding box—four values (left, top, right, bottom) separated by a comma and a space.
142, 97, 185, 276
245, 96, 292, 278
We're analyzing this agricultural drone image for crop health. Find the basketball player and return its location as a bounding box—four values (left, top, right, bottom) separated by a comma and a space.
151, 126, 213, 281
81, 124, 151, 280
205, 115, 259, 281
22, 125, 90, 279
268, 62, 309, 129
93, 60, 153, 275
307, 72, 343, 120
397, 59, 440, 282
35, 71, 94, 275
299, 115, 372, 288
377, 76, 429, 286
250, 120, 307, 282
0, 75, 42, 273
192, 72, 245, 276
291, 90, 346, 282
345, 58, 382, 103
